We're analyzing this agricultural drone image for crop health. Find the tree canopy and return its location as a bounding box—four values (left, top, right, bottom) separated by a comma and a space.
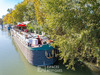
40, 0, 100, 69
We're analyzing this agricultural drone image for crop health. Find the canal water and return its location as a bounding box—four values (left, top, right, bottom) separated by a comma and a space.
0, 28, 99, 75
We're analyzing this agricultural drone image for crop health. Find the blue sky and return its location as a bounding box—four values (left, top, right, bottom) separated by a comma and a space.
0, 0, 24, 18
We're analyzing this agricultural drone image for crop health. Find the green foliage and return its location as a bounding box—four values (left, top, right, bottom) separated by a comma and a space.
24, 1, 35, 21
27, 21, 35, 32
12, 2, 27, 22
3, 13, 14, 25
27, 20, 42, 34
41, 0, 100, 70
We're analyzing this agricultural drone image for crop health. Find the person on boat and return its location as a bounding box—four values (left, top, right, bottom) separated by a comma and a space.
36, 35, 42, 45
19, 27, 22, 30
24, 29, 28, 32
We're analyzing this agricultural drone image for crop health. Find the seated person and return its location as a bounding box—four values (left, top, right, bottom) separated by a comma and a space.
36, 35, 42, 44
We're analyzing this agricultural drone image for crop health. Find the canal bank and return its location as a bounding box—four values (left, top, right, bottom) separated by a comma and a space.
0, 29, 99, 75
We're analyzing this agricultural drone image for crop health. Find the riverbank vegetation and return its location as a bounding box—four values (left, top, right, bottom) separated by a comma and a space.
3, 0, 100, 70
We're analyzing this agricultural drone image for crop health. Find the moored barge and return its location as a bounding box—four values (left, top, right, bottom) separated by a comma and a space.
11, 24, 57, 66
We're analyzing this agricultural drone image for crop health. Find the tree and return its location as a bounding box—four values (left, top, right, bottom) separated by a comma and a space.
12, 2, 27, 22
3, 9, 16, 25
41, 0, 100, 70
7, 8, 13, 13
7, 13, 13, 24
0, 18, 3, 25
3, 12, 14, 25
3, 14, 8, 24
23, 1, 35, 21
33, 0, 45, 26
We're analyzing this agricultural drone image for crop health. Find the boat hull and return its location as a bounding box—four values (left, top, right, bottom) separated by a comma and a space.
12, 31, 57, 66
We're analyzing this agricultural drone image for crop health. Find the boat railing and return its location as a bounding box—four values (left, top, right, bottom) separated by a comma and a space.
12, 29, 49, 48
12, 29, 53, 49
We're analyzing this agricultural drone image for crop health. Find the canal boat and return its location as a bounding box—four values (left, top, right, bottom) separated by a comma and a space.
11, 24, 58, 66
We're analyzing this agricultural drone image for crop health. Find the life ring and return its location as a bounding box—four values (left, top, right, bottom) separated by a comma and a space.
45, 50, 55, 59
